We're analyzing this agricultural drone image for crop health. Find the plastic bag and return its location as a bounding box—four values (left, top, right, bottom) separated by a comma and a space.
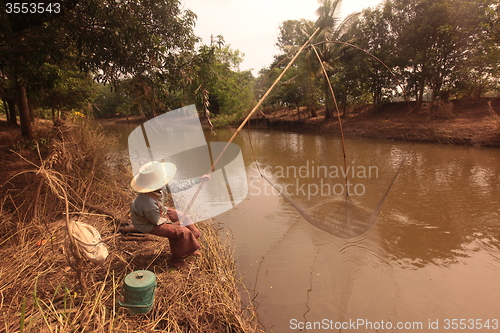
70, 222, 109, 265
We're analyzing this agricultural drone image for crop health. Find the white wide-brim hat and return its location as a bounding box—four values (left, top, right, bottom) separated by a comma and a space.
130, 161, 177, 193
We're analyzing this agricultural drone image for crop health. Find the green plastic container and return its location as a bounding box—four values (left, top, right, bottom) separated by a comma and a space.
119, 270, 156, 314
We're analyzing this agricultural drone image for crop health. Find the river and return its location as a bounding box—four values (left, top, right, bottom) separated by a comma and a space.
105, 123, 500, 332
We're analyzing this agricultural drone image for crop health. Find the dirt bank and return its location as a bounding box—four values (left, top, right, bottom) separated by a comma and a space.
96, 114, 147, 125
250, 98, 500, 148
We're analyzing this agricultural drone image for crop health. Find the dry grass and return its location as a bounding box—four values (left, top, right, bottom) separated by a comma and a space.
0, 119, 263, 333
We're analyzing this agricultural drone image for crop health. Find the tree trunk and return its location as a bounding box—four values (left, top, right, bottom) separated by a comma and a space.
309, 106, 317, 118
414, 82, 419, 105
6, 98, 17, 126
16, 82, 33, 140
430, 75, 442, 106
87, 102, 93, 119
471, 85, 482, 104
417, 77, 425, 109
342, 96, 347, 117
28, 99, 35, 122
373, 79, 382, 111
3, 99, 11, 125
324, 79, 333, 119
307, 63, 317, 118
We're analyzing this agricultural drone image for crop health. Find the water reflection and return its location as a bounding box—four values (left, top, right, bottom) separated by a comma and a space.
379, 147, 500, 269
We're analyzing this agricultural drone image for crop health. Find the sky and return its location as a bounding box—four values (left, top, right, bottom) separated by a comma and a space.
180, 0, 385, 76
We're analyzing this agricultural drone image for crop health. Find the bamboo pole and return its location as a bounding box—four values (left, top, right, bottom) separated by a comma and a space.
180, 27, 321, 224
310, 44, 349, 197
313, 40, 416, 143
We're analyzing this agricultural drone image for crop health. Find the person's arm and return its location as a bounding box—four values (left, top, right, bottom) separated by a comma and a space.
166, 174, 210, 193
143, 206, 168, 226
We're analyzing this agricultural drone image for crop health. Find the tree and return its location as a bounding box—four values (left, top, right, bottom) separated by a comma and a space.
37, 64, 97, 118
0, 0, 197, 138
451, 0, 500, 101
187, 39, 255, 119
258, 63, 311, 120
262, 0, 500, 119
0, 75, 17, 126
67, 0, 197, 82
272, 1, 360, 119
0, 0, 81, 138
314, 0, 361, 119
386, 0, 490, 106
93, 38, 255, 121
342, 0, 500, 109
346, 4, 400, 109
275, 19, 322, 117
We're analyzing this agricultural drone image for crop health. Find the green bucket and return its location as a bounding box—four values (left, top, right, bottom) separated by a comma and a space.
119, 270, 156, 314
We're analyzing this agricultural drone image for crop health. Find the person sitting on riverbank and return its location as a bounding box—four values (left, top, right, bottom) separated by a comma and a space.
130, 161, 210, 268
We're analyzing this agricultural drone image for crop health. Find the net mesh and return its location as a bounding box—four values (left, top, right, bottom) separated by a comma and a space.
259, 156, 405, 239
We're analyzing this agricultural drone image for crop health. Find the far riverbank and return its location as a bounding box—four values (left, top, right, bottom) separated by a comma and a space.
250, 98, 500, 148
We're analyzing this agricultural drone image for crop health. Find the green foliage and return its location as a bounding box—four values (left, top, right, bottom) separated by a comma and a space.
37, 64, 97, 115
260, 0, 499, 115
181, 40, 255, 118
208, 67, 254, 117
65, 0, 198, 82
93, 84, 132, 117
211, 113, 245, 128
344, 5, 400, 108
258, 63, 320, 113
0, 0, 198, 136
2, 0, 498, 129
88, 41, 255, 120
271, 19, 323, 113
261, 0, 361, 117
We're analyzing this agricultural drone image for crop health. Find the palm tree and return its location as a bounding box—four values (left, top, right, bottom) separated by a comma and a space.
314, 0, 360, 119
272, 0, 359, 120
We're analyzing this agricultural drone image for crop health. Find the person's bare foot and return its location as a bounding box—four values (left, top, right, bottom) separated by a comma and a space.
190, 250, 201, 257
180, 249, 201, 259
169, 258, 187, 269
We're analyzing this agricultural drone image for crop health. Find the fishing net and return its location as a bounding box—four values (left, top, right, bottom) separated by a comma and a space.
255, 156, 406, 239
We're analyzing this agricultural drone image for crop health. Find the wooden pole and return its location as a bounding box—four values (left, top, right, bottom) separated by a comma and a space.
311, 44, 349, 196
180, 28, 321, 224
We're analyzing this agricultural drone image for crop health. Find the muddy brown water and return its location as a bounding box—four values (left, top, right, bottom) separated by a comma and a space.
106, 124, 500, 332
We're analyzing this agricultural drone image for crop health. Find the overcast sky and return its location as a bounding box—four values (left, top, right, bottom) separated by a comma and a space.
181, 0, 384, 75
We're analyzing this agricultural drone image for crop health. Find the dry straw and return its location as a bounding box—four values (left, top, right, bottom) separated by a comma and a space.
0, 119, 263, 333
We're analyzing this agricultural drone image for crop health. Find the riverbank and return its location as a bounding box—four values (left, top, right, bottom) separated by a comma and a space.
0, 120, 263, 332
94, 98, 500, 147
250, 98, 500, 148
